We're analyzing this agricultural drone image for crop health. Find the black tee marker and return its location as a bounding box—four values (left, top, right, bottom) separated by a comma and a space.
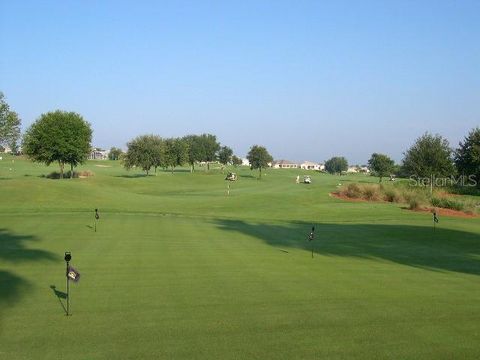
94, 208, 99, 232
308, 226, 315, 258
433, 211, 439, 232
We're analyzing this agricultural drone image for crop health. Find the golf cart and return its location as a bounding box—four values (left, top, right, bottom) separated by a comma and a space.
225, 172, 237, 181
303, 175, 311, 184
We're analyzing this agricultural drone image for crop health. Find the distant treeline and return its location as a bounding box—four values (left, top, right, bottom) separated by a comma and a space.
121, 133, 242, 175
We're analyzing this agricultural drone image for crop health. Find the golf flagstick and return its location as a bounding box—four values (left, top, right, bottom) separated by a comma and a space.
66, 258, 70, 316
64, 252, 80, 316
64, 252, 71, 316
433, 211, 439, 233
94, 208, 100, 232
308, 225, 315, 258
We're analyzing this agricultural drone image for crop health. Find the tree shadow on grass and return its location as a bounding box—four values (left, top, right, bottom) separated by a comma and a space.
0, 229, 57, 315
115, 174, 148, 178
239, 174, 257, 179
214, 220, 480, 276
0, 271, 28, 306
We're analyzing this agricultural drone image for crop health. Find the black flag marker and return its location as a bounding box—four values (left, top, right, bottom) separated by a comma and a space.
94, 208, 99, 232
308, 226, 315, 258
64, 252, 81, 316
433, 211, 439, 233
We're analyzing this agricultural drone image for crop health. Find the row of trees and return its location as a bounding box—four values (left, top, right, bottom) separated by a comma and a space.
122, 134, 275, 176
122, 134, 245, 175
5, 90, 477, 185
322, 129, 479, 189
365, 130, 480, 187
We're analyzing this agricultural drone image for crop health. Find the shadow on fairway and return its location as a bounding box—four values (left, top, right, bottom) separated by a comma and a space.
115, 174, 149, 178
0, 229, 57, 312
0, 271, 28, 307
214, 220, 480, 276
239, 174, 257, 179
50, 285, 68, 314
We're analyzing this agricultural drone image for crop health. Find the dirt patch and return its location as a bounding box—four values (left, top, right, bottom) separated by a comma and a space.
95, 165, 111, 168
331, 192, 478, 219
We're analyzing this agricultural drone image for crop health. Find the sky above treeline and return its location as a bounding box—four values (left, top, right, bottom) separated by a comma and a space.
1, 1, 479, 164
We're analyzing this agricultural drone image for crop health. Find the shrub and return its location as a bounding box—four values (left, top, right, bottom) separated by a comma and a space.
45, 170, 94, 179
363, 185, 381, 201
344, 183, 362, 198
430, 197, 463, 211
408, 197, 423, 210
384, 188, 401, 203
336, 182, 478, 214
430, 196, 479, 214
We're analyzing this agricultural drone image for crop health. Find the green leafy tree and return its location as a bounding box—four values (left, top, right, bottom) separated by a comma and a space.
0, 92, 21, 152
22, 110, 92, 178
325, 156, 348, 174
218, 146, 233, 167
232, 155, 243, 167
246, 145, 273, 179
198, 133, 220, 171
183, 134, 202, 172
164, 137, 188, 173
402, 133, 455, 183
108, 147, 123, 160
368, 153, 395, 182
455, 127, 480, 188
123, 135, 164, 175
151, 137, 166, 174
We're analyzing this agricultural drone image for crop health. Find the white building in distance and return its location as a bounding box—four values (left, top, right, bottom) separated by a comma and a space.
299, 161, 324, 171
272, 160, 298, 169
89, 148, 109, 160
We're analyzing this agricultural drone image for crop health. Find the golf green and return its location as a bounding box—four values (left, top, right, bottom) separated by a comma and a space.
1, 155, 479, 359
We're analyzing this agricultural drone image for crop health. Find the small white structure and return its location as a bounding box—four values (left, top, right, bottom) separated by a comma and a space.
0, 145, 12, 153
272, 160, 298, 169
90, 148, 109, 160
299, 161, 322, 171
241, 158, 250, 166
346, 166, 370, 174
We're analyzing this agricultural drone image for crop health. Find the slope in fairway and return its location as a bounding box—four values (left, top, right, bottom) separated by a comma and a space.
1, 156, 480, 359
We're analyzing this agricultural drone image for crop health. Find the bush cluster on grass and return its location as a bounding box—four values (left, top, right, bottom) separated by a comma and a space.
44, 170, 94, 179
430, 196, 477, 214
337, 183, 478, 214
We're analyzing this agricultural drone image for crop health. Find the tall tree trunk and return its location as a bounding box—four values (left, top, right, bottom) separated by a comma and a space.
259, 167, 262, 179
59, 161, 64, 179
70, 163, 74, 179
207, 162, 210, 171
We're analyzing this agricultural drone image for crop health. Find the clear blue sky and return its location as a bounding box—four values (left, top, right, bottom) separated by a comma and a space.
1, 1, 479, 164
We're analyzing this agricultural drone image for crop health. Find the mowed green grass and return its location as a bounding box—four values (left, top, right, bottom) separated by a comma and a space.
1, 155, 480, 359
